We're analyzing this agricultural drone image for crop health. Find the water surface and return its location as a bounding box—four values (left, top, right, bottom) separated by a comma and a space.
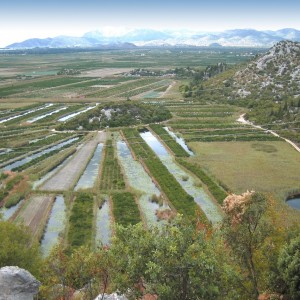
163, 127, 194, 155
287, 197, 300, 210
140, 131, 222, 224
96, 199, 111, 246
74, 143, 103, 190
41, 195, 66, 256
3, 137, 78, 171
117, 139, 169, 226
0, 200, 24, 221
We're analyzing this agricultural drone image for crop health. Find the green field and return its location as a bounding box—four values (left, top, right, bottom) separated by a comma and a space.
188, 141, 300, 198
0, 46, 299, 253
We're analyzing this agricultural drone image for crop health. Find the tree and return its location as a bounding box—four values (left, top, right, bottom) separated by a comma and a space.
109, 217, 240, 300
0, 221, 42, 278
221, 192, 271, 298
41, 244, 110, 300
278, 234, 300, 299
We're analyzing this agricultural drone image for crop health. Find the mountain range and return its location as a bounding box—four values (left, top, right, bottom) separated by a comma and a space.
5, 28, 300, 49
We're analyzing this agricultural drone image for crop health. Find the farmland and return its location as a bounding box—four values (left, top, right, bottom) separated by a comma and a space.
0, 46, 299, 257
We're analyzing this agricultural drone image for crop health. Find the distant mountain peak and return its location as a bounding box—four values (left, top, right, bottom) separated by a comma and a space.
5, 28, 300, 49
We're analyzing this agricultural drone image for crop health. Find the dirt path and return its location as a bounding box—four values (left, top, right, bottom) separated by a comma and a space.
40, 132, 106, 191
237, 114, 300, 153
161, 80, 177, 97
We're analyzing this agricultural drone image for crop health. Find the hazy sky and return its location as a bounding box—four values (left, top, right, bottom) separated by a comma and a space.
1, 0, 299, 47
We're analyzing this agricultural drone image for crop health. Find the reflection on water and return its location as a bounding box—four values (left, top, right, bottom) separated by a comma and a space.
3, 137, 79, 171
117, 139, 169, 226
0, 200, 24, 221
163, 126, 194, 156
41, 195, 66, 256
96, 199, 111, 246
27, 107, 67, 123
287, 197, 300, 210
58, 105, 98, 122
0, 104, 53, 124
74, 143, 103, 190
140, 130, 222, 224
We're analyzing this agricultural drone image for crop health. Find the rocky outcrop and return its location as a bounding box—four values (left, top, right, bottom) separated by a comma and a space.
0, 266, 40, 300
232, 41, 300, 99
94, 293, 128, 300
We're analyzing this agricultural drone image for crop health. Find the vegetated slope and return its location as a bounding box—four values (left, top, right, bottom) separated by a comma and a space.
183, 41, 300, 143
230, 40, 300, 100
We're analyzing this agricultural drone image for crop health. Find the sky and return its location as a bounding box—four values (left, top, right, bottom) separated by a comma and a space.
1, 0, 300, 47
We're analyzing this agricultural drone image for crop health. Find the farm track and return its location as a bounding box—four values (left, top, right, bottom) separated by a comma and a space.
40, 132, 106, 191
14, 195, 54, 239
238, 114, 300, 153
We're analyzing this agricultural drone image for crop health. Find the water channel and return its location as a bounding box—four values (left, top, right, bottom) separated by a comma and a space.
140, 130, 222, 224
163, 126, 194, 156
27, 107, 67, 123
117, 139, 170, 226
3, 137, 79, 171
0, 199, 24, 221
0, 104, 53, 124
58, 105, 98, 122
96, 198, 111, 246
40, 195, 66, 256
74, 143, 103, 190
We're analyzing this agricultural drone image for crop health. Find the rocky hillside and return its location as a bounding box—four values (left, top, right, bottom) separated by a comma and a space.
231, 41, 300, 100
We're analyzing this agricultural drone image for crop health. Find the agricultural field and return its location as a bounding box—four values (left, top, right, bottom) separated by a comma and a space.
0, 47, 299, 256
99, 139, 125, 191
39, 133, 103, 191
188, 141, 300, 198
12, 195, 54, 240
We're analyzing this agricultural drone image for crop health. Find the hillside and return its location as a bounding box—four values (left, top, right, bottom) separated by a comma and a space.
231, 40, 300, 100
182, 41, 300, 143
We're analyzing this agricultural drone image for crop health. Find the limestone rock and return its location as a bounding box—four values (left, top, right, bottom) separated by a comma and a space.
94, 293, 128, 300
0, 266, 40, 300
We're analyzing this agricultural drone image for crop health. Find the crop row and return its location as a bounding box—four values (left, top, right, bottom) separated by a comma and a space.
122, 128, 207, 222
183, 128, 264, 136
11, 137, 80, 172
28, 147, 76, 179
0, 103, 43, 120
34, 104, 85, 124
118, 80, 171, 98
68, 192, 94, 248
0, 77, 92, 97
174, 112, 234, 118
4, 104, 62, 125
167, 118, 235, 125
0, 174, 23, 203
185, 133, 280, 142
176, 159, 228, 205
167, 107, 237, 113
0, 132, 71, 165
0, 129, 50, 147
88, 78, 160, 97
99, 140, 125, 191
112, 192, 141, 226
148, 124, 189, 157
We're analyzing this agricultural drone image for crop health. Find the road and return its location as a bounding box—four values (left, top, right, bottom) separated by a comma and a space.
237, 114, 300, 153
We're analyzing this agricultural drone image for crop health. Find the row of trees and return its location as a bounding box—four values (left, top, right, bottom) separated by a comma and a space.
0, 192, 299, 299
